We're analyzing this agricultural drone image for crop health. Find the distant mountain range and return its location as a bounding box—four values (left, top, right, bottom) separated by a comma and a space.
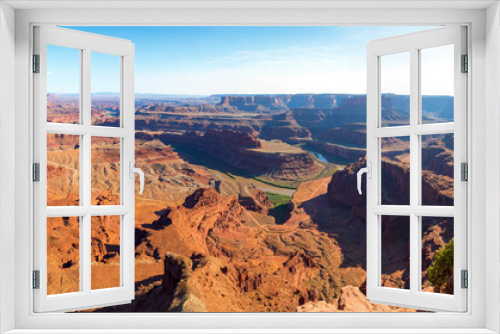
48, 92, 454, 124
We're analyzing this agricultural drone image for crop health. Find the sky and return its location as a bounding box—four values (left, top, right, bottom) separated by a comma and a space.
47, 26, 453, 96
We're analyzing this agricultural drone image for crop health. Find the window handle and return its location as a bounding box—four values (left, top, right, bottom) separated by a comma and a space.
130, 162, 144, 195
357, 162, 371, 195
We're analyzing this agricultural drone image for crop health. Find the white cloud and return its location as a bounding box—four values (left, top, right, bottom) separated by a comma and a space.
137, 45, 367, 95
136, 31, 454, 96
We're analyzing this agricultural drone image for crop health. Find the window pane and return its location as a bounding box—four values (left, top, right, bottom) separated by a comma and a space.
421, 134, 454, 206
47, 45, 80, 124
381, 215, 410, 290
91, 215, 121, 290
47, 216, 80, 295
91, 52, 121, 127
421, 45, 454, 124
421, 217, 454, 294
380, 52, 410, 127
91, 137, 121, 205
381, 136, 410, 205
47, 134, 80, 206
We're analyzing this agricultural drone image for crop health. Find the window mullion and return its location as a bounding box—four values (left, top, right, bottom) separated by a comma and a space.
409, 47, 420, 295
82, 47, 92, 294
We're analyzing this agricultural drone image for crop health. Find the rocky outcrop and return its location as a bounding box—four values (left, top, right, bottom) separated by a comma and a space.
163, 253, 207, 312
284, 251, 318, 273
183, 188, 222, 209
254, 95, 289, 109
237, 184, 272, 214
288, 94, 336, 109
217, 95, 289, 113
261, 111, 312, 141
218, 96, 255, 108
203, 129, 261, 149
297, 286, 416, 313
236, 269, 263, 293
92, 190, 120, 206
135, 139, 179, 161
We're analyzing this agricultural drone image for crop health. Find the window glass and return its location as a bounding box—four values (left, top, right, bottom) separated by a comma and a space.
47, 217, 80, 295
91, 52, 121, 127
421, 45, 454, 124
91, 215, 121, 290
47, 134, 80, 206
421, 217, 454, 294
47, 45, 80, 124
381, 136, 410, 205
91, 137, 121, 205
381, 215, 410, 290
422, 134, 454, 206
380, 52, 410, 127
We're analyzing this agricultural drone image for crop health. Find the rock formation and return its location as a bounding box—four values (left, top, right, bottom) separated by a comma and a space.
297, 286, 416, 312
237, 184, 273, 214
159, 130, 323, 182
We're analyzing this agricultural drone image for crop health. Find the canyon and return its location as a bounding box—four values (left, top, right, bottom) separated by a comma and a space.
45, 93, 455, 312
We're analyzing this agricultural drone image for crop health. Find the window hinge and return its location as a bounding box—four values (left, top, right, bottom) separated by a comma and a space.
33, 54, 40, 73
461, 270, 468, 289
461, 54, 468, 73
461, 162, 468, 181
33, 163, 40, 182
33, 270, 40, 289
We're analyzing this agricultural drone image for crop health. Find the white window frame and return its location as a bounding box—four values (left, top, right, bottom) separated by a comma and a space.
33, 26, 136, 313
1, 2, 499, 333
365, 26, 467, 312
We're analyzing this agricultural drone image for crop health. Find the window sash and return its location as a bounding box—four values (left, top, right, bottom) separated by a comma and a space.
32, 25, 136, 313
366, 26, 468, 312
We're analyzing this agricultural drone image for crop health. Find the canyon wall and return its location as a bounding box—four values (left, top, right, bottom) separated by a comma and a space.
158, 130, 323, 181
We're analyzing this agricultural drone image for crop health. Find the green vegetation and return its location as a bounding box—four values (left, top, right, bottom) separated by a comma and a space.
254, 177, 298, 189
266, 192, 292, 207
428, 238, 454, 294
266, 192, 292, 225
226, 172, 237, 179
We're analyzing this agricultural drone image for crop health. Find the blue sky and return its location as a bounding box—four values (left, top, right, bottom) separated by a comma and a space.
47, 26, 452, 95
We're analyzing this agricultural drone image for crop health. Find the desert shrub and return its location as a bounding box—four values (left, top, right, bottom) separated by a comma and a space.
428, 238, 454, 294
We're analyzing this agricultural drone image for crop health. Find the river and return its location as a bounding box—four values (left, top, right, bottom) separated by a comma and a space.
302, 148, 330, 163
